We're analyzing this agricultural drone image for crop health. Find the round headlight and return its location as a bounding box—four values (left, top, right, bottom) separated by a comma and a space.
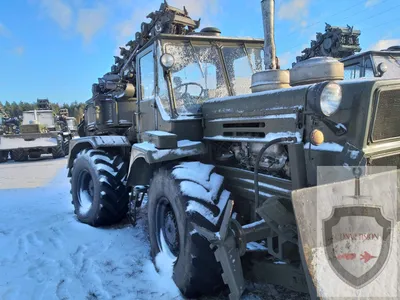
160, 53, 175, 69
320, 82, 342, 116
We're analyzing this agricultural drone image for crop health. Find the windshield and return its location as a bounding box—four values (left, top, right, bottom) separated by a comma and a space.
374, 54, 400, 79
164, 42, 229, 115
222, 46, 264, 95
162, 41, 265, 116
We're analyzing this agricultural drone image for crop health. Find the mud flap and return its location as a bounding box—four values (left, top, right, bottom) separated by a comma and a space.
291, 167, 399, 299
192, 200, 246, 300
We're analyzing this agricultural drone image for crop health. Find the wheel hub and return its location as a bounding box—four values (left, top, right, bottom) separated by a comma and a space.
162, 208, 179, 257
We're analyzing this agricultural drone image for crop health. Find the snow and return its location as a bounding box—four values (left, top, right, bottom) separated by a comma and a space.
349, 150, 360, 159
0, 137, 58, 150
242, 220, 265, 229
186, 190, 230, 225
304, 142, 344, 152
144, 131, 175, 136
0, 159, 306, 300
0, 166, 181, 300
208, 113, 297, 123
204, 131, 301, 143
134, 140, 204, 161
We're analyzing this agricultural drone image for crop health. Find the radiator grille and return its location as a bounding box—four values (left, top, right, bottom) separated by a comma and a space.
369, 155, 400, 169
372, 89, 400, 141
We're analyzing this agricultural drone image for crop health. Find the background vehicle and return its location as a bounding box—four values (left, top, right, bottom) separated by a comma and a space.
66, 1, 400, 299
0, 99, 67, 161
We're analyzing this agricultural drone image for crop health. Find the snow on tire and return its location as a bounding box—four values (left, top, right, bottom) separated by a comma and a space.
148, 162, 230, 298
70, 148, 129, 227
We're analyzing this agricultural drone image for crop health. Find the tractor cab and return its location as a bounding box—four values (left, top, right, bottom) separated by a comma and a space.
136, 33, 266, 119
341, 46, 400, 79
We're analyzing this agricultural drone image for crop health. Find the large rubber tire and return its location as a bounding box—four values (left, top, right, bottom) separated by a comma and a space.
63, 138, 70, 155
148, 162, 230, 298
0, 151, 8, 163
70, 148, 129, 227
52, 142, 66, 159
11, 149, 28, 162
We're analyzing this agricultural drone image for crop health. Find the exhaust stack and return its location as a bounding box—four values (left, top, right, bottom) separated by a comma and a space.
262, 0, 276, 70
251, 0, 290, 92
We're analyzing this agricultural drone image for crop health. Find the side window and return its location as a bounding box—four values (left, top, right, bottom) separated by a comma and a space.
344, 63, 361, 79
139, 51, 155, 100
364, 58, 375, 78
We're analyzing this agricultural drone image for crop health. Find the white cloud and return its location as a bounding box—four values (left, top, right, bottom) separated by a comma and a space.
368, 39, 400, 51
76, 5, 108, 44
38, 0, 72, 30
365, 0, 381, 7
278, 0, 310, 25
0, 23, 11, 37
14, 46, 25, 56
278, 43, 308, 69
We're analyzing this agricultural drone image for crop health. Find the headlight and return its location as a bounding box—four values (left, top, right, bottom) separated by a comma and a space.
320, 82, 342, 116
160, 53, 175, 69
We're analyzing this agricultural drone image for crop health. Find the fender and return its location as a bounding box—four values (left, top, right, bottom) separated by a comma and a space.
67, 135, 131, 176
126, 139, 206, 186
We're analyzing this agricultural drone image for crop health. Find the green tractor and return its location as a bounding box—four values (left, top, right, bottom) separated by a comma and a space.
66, 1, 400, 299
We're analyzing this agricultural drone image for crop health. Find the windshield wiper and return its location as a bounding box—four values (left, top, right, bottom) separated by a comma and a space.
189, 41, 205, 78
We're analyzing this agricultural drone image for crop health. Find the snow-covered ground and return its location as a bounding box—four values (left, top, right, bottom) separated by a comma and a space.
0, 157, 308, 300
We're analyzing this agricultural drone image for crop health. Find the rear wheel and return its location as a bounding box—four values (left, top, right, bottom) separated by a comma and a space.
148, 162, 230, 298
0, 151, 8, 163
11, 149, 28, 162
70, 148, 129, 226
63, 138, 70, 155
52, 141, 66, 159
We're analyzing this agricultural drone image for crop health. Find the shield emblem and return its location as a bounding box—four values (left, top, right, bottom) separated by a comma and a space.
323, 205, 392, 288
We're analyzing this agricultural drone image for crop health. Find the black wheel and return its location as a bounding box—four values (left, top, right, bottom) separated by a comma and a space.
52, 141, 66, 159
63, 138, 70, 155
0, 151, 8, 163
11, 149, 28, 162
148, 162, 230, 298
70, 148, 129, 226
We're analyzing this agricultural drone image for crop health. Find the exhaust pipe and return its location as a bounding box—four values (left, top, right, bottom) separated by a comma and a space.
261, 0, 276, 70
251, 0, 290, 92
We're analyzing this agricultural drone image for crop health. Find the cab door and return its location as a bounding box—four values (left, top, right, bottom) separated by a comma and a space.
136, 44, 157, 140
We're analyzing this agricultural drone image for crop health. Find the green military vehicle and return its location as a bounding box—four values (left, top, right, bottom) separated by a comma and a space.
0, 99, 67, 161
66, 1, 400, 299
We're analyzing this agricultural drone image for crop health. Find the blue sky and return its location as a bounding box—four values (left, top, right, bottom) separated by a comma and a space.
0, 0, 399, 104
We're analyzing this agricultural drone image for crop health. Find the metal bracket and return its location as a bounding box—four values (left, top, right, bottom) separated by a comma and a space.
128, 185, 149, 226
192, 200, 245, 300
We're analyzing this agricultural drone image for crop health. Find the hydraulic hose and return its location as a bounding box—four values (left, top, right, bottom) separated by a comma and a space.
252, 136, 297, 222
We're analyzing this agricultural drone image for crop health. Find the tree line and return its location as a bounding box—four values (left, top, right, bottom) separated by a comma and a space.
0, 101, 86, 123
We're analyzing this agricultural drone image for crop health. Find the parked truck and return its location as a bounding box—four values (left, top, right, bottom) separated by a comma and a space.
66, 1, 400, 299
0, 99, 68, 161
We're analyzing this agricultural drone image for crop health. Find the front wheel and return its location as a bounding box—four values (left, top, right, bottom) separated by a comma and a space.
148, 162, 230, 298
70, 148, 129, 226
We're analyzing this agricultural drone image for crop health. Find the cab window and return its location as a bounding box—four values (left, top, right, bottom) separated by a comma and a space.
139, 51, 155, 100
344, 63, 361, 79
364, 58, 375, 77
